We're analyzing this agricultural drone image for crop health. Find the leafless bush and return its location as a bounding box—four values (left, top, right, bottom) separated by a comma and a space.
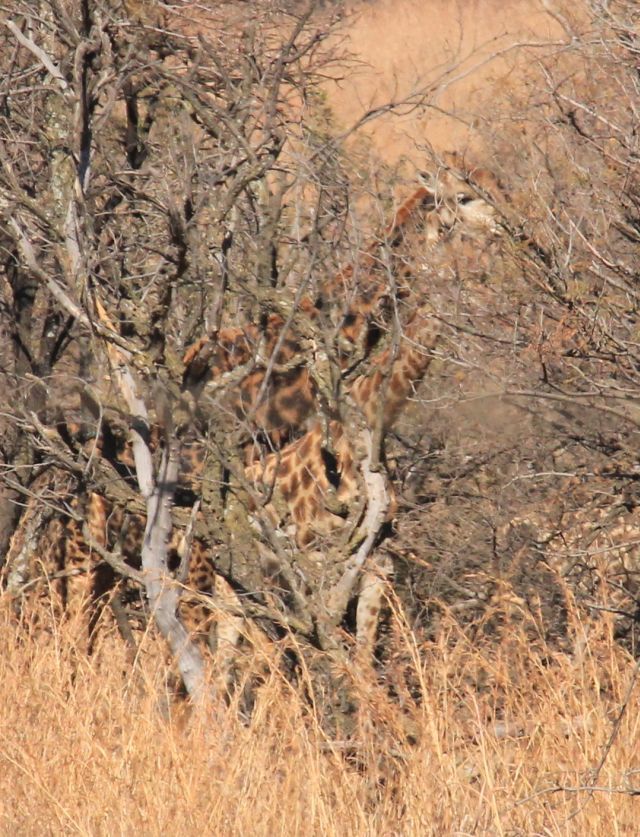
2, 0, 640, 716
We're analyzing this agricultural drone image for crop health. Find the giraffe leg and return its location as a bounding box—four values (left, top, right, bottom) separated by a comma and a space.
355, 553, 393, 667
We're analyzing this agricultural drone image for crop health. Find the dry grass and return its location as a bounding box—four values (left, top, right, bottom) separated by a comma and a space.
1, 597, 639, 836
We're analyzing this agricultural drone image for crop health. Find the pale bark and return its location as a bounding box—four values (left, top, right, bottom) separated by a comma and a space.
325, 427, 391, 625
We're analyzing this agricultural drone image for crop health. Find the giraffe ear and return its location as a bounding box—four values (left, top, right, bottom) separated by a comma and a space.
417, 170, 435, 190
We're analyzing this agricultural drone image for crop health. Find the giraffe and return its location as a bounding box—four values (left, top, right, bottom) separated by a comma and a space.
232, 155, 500, 546
232, 161, 502, 657
243, 305, 441, 658
1, 442, 252, 691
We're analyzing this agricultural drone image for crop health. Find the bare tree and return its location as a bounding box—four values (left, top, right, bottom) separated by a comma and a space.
0, 0, 459, 703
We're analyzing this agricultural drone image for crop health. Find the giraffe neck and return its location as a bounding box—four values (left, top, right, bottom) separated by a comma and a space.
349, 308, 440, 430
184, 178, 449, 451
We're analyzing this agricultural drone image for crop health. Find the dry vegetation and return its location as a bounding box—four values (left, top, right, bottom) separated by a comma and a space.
2, 0, 640, 833
1, 599, 639, 834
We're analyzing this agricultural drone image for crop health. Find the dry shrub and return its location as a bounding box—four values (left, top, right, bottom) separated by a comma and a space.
1, 593, 639, 836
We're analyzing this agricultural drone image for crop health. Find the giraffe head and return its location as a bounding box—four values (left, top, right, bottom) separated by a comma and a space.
418, 154, 503, 235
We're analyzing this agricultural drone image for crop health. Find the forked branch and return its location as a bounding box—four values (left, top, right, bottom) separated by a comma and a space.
93, 299, 209, 704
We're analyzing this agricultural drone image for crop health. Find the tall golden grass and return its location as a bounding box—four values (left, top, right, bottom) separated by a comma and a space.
1, 595, 638, 836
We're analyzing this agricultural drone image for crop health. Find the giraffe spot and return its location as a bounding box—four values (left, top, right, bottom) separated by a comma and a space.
301, 468, 313, 489
390, 375, 405, 396
282, 366, 306, 384
266, 405, 284, 429
306, 496, 318, 517
365, 323, 382, 352
278, 455, 293, 477
294, 498, 307, 522
289, 472, 300, 496
277, 389, 301, 411
277, 388, 313, 423
299, 528, 314, 548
